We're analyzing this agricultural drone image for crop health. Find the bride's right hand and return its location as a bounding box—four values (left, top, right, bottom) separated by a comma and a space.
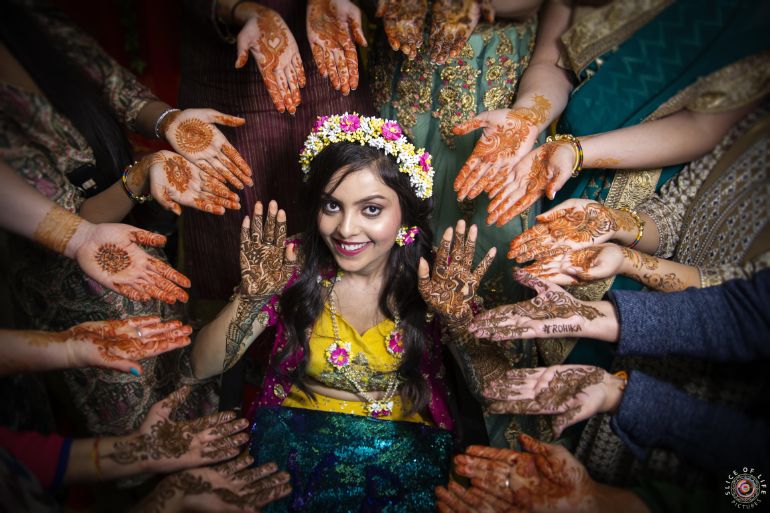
239, 200, 298, 297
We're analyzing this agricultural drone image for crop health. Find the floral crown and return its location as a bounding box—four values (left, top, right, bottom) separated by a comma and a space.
299, 113, 434, 199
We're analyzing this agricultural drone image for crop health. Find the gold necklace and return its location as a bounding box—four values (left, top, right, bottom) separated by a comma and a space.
324, 273, 402, 418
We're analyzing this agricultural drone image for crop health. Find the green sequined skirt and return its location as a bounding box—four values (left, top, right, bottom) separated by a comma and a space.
249, 406, 453, 512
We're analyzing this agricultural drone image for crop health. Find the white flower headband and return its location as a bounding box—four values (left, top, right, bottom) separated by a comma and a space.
299, 113, 434, 200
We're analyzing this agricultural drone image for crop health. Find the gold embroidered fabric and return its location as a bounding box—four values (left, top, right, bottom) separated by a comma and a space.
560, 0, 673, 76
652, 51, 770, 119
373, 16, 537, 146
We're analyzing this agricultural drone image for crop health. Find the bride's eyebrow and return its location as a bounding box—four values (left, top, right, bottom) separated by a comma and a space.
354, 194, 387, 205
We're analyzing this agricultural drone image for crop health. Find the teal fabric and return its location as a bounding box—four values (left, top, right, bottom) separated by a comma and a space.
554, 0, 770, 205
249, 407, 453, 512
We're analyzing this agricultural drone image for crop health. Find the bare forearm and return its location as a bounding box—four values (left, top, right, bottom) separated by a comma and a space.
78, 181, 136, 223
510, 0, 573, 125
580, 105, 757, 171
491, 0, 543, 19
0, 329, 72, 375
620, 250, 701, 292
133, 100, 174, 140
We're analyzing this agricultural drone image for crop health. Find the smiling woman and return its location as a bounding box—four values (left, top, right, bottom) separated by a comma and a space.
190, 115, 494, 511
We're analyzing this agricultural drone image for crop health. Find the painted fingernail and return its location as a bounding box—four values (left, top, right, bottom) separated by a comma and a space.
130, 367, 140, 377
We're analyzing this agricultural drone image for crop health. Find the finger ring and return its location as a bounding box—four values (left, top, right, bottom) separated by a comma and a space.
135, 328, 143, 338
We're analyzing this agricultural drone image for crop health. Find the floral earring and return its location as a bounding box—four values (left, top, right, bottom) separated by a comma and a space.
395, 226, 420, 246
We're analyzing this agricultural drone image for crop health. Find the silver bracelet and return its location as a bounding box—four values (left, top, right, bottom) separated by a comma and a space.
154, 108, 180, 139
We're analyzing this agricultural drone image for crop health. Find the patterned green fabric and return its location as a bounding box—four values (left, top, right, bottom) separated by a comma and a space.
373, 16, 538, 307
249, 406, 453, 513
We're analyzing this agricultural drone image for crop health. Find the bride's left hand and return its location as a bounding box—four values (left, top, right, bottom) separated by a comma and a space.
418, 219, 495, 331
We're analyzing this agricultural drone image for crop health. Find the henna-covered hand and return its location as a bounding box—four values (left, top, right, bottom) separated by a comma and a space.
418, 220, 496, 332
110, 386, 251, 474
235, 4, 305, 114
521, 244, 626, 285
240, 200, 298, 298
485, 141, 574, 226
509, 199, 636, 262
453, 97, 551, 202
429, 0, 480, 64
483, 365, 622, 437
135, 151, 241, 216
136, 454, 291, 513
308, 0, 367, 95
452, 435, 601, 512
468, 271, 606, 341
64, 316, 191, 375
376, 0, 429, 61
160, 108, 253, 189
74, 223, 191, 304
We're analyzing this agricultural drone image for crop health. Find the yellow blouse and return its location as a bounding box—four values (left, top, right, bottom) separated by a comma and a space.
282, 303, 431, 425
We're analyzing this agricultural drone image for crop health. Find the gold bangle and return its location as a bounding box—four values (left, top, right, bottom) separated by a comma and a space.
92, 437, 103, 480
613, 370, 628, 391
617, 207, 644, 249
546, 133, 583, 177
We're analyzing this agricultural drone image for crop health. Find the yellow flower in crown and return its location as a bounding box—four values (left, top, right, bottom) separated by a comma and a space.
299, 113, 434, 199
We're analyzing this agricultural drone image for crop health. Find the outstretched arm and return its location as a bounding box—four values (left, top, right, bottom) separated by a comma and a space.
0, 317, 191, 377
0, 161, 191, 303
192, 201, 298, 379
452, 0, 574, 201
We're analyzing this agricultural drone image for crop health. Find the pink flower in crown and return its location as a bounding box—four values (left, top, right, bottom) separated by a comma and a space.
381, 121, 403, 141
328, 345, 350, 367
340, 114, 360, 132
388, 332, 404, 355
313, 116, 329, 132
419, 151, 431, 172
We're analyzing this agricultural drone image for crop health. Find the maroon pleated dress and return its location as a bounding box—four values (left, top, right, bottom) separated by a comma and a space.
180, 0, 374, 299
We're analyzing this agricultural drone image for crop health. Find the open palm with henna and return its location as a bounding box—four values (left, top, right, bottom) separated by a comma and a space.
452, 96, 550, 202
509, 199, 636, 262
74, 223, 190, 304
160, 108, 253, 188
112, 386, 252, 474
140, 151, 242, 216
484, 365, 615, 437
468, 271, 607, 341
239, 200, 298, 298
308, 0, 367, 96
418, 220, 496, 332
65, 316, 192, 374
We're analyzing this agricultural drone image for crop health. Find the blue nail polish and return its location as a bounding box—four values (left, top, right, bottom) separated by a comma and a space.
130, 367, 140, 377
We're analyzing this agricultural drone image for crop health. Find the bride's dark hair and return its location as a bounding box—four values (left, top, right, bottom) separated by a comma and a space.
277, 141, 434, 414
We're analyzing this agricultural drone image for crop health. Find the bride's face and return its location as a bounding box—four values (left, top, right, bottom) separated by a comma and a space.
317, 166, 402, 278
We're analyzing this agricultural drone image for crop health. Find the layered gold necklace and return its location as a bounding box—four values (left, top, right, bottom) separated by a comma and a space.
323, 271, 404, 418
